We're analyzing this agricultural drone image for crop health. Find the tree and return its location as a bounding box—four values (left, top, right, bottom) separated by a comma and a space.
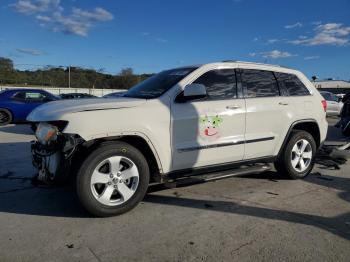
0, 57, 15, 85
0, 57, 14, 71
120, 68, 133, 76
0, 57, 151, 89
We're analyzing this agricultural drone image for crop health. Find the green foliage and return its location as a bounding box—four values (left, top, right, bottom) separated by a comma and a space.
0, 57, 153, 89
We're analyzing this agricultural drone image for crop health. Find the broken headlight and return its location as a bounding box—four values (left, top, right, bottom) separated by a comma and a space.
35, 122, 58, 146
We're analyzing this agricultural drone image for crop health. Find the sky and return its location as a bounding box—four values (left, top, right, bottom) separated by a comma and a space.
0, 0, 350, 80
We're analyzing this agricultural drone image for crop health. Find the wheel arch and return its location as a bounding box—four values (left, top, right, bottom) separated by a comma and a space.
278, 119, 321, 157
74, 134, 163, 183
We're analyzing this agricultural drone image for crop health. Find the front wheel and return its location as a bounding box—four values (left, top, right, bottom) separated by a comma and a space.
77, 142, 150, 217
275, 130, 316, 179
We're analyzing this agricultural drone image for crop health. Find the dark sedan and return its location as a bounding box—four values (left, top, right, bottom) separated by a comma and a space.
59, 93, 96, 99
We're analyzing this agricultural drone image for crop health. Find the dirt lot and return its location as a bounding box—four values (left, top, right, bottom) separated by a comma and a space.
1, 118, 350, 262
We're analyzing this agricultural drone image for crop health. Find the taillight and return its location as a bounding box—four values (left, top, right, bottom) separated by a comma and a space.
321, 100, 327, 112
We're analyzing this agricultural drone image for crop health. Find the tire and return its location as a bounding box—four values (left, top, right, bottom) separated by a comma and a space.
0, 109, 12, 126
274, 130, 316, 179
77, 141, 150, 217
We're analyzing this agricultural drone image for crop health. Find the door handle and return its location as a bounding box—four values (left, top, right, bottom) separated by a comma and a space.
226, 105, 241, 110
278, 102, 289, 106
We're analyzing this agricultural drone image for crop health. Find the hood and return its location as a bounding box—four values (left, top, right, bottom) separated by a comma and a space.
27, 97, 146, 121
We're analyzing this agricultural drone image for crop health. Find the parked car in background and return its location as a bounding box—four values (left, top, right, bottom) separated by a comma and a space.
336, 92, 350, 136
320, 91, 343, 116
60, 93, 96, 99
103, 91, 126, 98
0, 89, 58, 126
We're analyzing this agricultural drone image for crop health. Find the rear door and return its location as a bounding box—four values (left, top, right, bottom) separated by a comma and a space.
171, 68, 246, 171
240, 69, 293, 159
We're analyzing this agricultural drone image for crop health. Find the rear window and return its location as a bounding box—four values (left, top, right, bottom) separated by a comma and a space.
276, 73, 310, 96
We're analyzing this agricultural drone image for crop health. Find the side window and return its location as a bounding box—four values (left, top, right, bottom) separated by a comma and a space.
331, 94, 339, 102
13, 91, 48, 101
13, 91, 26, 100
276, 73, 310, 96
241, 69, 279, 98
321, 93, 331, 101
25, 92, 43, 100
193, 69, 237, 100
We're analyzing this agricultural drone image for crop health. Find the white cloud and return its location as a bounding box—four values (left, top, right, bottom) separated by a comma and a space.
267, 39, 279, 44
248, 52, 256, 57
304, 56, 320, 60
285, 22, 303, 29
312, 21, 322, 26
11, 0, 114, 36
36, 14, 51, 22
290, 23, 350, 46
16, 48, 44, 56
12, 0, 61, 14
253, 37, 258, 42
261, 50, 296, 59
155, 38, 168, 43
72, 7, 113, 22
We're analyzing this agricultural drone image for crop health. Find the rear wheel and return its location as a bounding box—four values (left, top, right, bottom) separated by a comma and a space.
275, 130, 316, 179
0, 109, 12, 126
77, 142, 150, 217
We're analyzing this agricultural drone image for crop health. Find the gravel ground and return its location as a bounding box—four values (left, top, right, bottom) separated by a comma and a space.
0, 118, 350, 262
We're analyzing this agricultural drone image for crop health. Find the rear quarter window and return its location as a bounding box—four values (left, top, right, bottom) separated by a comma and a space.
276, 73, 310, 96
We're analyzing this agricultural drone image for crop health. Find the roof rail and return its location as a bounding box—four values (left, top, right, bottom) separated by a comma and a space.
222, 60, 290, 68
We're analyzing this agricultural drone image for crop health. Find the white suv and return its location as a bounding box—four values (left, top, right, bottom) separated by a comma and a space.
28, 61, 328, 217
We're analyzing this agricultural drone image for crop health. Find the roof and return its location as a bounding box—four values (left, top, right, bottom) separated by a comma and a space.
313, 80, 350, 89
1, 88, 45, 93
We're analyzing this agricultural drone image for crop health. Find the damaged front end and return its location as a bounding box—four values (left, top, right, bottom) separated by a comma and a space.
31, 121, 84, 184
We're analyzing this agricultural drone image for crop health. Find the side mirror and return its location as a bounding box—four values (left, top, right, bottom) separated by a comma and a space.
184, 83, 207, 98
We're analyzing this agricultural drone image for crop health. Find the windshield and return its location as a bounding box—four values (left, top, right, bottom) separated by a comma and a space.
124, 67, 197, 99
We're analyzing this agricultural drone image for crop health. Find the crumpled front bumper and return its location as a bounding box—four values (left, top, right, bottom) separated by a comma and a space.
31, 141, 68, 184
31, 134, 82, 184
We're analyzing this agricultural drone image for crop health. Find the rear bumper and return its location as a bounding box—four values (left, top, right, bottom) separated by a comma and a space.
320, 117, 329, 145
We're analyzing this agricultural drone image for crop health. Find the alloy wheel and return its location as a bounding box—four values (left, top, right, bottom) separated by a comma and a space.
90, 156, 139, 206
290, 139, 313, 172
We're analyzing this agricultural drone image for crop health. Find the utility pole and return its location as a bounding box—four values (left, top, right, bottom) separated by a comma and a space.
68, 66, 71, 88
